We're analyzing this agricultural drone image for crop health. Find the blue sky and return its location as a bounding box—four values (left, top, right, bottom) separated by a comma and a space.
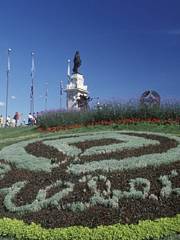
0, 0, 180, 119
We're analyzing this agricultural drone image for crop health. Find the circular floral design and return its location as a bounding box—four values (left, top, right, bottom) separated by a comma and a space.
0, 131, 179, 228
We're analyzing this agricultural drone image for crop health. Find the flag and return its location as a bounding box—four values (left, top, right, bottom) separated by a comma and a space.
45, 83, 48, 98
31, 52, 35, 77
7, 55, 10, 72
7, 48, 11, 72
67, 59, 71, 79
60, 80, 63, 95
30, 85, 33, 99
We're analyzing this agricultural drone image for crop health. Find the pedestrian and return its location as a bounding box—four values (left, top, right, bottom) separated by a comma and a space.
11, 118, 16, 127
0, 115, 3, 128
28, 113, 33, 125
13, 112, 20, 127
6, 116, 11, 127
33, 112, 37, 125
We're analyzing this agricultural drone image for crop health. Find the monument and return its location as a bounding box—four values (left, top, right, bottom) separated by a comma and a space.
65, 51, 89, 111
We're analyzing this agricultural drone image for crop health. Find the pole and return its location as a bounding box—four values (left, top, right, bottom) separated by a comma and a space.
66, 59, 71, 111
30, 52, 35, 114
60, 80, 63, 109
60, 94, 62, 110
45, 82, 48, 111
5, 48, 12, 126
67, 59, 71, 83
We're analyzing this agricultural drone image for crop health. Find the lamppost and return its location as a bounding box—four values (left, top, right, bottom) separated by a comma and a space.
5, 48, 12, 126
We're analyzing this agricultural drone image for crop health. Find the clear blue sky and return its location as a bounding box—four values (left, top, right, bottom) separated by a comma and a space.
0, 0, 180, 119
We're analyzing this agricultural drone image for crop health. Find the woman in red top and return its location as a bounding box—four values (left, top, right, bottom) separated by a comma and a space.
13, 112, 20, 127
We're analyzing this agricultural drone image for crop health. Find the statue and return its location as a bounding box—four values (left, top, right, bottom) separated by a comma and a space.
73, 51, 81, 74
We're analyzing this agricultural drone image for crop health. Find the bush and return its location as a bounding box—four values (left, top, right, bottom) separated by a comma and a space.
37, 100, 180, 129
0, 214, 179, 240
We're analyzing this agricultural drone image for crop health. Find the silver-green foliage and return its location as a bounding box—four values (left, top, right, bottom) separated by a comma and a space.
0, 162, 11, 180
0, 139, 58, 172
159, 170, 180, 198
113, 177, 151, 200
66, 201, 89, 212
0, 130, 160, 172
65, 176, 152, 212
67, 131, 180, 175
0, 180, 74, 214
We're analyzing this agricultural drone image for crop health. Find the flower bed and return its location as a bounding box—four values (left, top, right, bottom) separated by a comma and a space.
37, 118, 180, 133
0, 131, 179, 239
37, 101, 180, 130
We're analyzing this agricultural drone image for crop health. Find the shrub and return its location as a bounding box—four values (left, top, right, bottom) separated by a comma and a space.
0, 214, 179, 240
37, 100, 180, 129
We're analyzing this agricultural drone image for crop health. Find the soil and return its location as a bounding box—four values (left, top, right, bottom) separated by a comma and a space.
0, 132, 179, 229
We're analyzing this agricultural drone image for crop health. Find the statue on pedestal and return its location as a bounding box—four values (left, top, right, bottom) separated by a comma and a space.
66, 51, 89, 111
73, 51, 81, 74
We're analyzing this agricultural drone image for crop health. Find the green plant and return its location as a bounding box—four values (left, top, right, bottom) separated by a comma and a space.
0, 215, 179, 240
37, 100, 180, 129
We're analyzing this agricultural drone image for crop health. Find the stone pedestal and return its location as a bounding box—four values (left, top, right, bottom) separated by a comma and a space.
65, 73, 88, 110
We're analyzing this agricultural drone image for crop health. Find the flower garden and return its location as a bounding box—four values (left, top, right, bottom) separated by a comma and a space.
0, 103, 180, 240
0, 102, 180, 240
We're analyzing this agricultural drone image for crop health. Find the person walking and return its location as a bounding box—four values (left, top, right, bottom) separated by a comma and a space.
6, 116, 11, 127
13, 112, 20, 127
28, 113, 33, 125
0, 115, 4, 128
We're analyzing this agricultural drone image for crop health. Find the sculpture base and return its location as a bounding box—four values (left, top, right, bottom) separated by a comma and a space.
65, 73, 88, 111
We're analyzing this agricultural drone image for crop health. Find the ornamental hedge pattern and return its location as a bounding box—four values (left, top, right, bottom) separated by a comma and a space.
0, 130, 179, 239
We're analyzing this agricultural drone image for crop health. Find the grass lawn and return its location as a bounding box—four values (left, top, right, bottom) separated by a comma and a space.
1, 123, 180, 148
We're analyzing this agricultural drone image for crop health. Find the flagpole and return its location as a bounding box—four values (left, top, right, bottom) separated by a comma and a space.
45, 82, 48, 111
60, 80, 63, 109
30, 52, 35, 114
67, 59, 71, 83
5, 48, 12, 126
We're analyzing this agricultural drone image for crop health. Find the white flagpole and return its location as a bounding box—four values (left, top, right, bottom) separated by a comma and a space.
30, 52, 35, 114
60, 80, 63, 109
45, 82, 48, 111
5, 48, 12, 126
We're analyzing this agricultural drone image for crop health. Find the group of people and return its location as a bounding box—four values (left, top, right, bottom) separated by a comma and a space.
0, 112, 20, 127
28, 112, 37, 125
0, 112, 38, 127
